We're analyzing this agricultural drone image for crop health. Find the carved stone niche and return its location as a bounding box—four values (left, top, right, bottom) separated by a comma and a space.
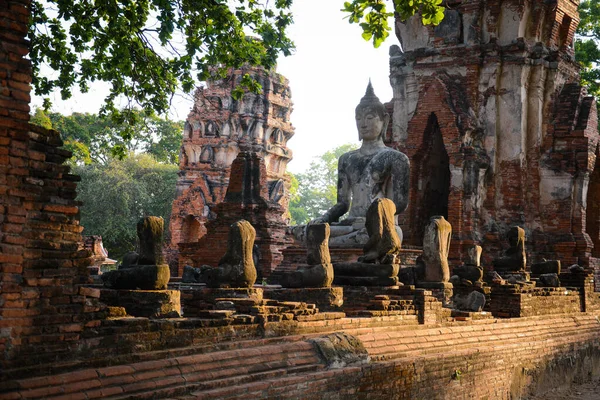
205, 121, 219, 137
199, 146, 214, 163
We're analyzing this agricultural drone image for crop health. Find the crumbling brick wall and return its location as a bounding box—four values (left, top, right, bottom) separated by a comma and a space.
0, 0, 100, 371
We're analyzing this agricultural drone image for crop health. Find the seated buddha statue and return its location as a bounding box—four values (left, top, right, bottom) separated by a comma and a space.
306, 82, 410, 247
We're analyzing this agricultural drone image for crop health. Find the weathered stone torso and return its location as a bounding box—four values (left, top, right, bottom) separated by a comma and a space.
339, 147, 409, 221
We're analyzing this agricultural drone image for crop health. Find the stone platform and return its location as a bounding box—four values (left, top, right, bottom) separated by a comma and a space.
333, 262, 400, 286
100, 289, 181, 318
273, 246, 422, 283
416, 281, 453, 306
179, 287, 263, 317
263, 287, 344, 312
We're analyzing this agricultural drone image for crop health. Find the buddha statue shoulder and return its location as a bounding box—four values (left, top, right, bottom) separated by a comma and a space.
305, 81, 410, 247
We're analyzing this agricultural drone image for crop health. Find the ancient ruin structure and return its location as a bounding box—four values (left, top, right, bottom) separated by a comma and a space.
83, 235, 116, 274
388, 0, 600, 282
5, 0, 600, 398
168, 66, 294, 269
179, 151, 288, 279
493, 226, 527, 273
361, 198, 403, 264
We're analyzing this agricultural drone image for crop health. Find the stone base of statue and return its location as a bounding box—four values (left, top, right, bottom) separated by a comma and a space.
452, 265, 484, 283
280, 263, 334, 288
531, 260, 561, 275
179, 287, 263, 317
451, 284, 490, 312
333, 262, 400, 286
498, 271, 531, 283
101, 264, 170, 290
416, 281, 453, 306
263, 287, 344, 312
278, 247, 421, 278
100, 289, 181, 318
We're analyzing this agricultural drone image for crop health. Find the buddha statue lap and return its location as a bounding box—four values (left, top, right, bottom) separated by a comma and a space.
298, 82, 409, 248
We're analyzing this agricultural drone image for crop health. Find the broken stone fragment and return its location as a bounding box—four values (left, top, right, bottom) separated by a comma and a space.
310, 332, 368, 368
182, 265, 202, 283
466, 291, 486, 312
568, 264, 585, 274
453, 264, 483, 283
538, 273, 560, 287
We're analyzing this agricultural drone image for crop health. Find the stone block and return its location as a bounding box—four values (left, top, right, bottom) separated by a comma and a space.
263, 287, 344, 311
334, 262, 399, 278
334, 275, 399, 287
101, 264, 170, 290
531, 260, 561, 275
100, 289, 181, 318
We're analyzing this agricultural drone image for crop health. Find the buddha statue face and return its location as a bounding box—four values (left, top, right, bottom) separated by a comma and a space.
355, 81, 389, 142
356, 106, 385, 141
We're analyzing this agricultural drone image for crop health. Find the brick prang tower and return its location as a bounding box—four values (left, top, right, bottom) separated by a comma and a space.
388, 0, 600, 283
168, 67, 294, 273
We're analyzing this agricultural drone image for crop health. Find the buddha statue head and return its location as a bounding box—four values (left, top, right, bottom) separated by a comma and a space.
355, 81, 390, 141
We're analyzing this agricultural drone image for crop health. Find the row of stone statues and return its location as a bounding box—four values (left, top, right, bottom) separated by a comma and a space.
100, 82, 550, 293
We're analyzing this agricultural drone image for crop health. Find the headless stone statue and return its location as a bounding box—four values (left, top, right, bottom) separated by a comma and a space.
281, 223, 334, 288
360, 198, 402, 264
301, 81, 409, 247
137, 216, 166, 265
492, 226, 526, 273
422, 216, 452, 283
200, 220, 257, 288
333, 198, 401, 286
102, 216, 170, 290
453, 245, 484, 283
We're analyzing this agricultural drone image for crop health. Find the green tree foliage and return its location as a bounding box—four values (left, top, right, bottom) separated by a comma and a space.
576, 0, 600, 102
74, 153, 178, 260
342, 0, 445, 48
29, 0, 294, 127
31, 108, 183, 164
288, 143, 358, 225
30, 107, 53, 129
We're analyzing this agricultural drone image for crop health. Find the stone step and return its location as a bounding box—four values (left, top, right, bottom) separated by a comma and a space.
13, 341, 323, 400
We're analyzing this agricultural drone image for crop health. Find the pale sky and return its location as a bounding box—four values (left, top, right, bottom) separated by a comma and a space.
31, 1, 397, 173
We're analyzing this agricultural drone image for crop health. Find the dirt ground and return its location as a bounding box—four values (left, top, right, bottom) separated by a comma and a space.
527, 380, 600, 399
